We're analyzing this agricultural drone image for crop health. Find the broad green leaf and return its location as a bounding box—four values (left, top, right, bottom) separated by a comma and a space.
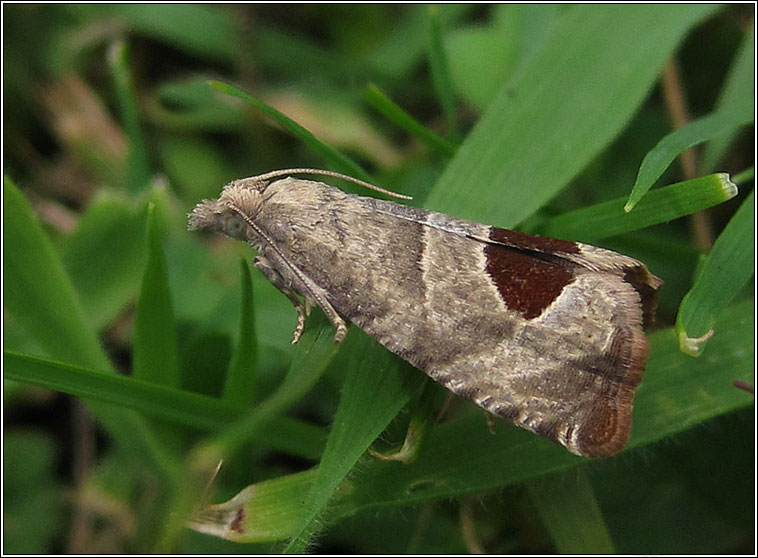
207, 81, 373, 185
539, 174, 737, 242
62, 192, 147, 330
676, 190, 754, 355
446, 5, 562, 110
625, 110, 753, 211
133, 204, 179, 387
3, 350, 325, 460
702, 25, 755, 172
425, 4, 717, 226
283, 332, 426, 552
527, 470, 615, 553
222, 260, 258, 407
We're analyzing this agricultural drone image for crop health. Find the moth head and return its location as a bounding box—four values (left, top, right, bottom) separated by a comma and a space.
187, 180, 265, 241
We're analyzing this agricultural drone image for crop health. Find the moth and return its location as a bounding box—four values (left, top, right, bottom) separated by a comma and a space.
189, 169, 662, 457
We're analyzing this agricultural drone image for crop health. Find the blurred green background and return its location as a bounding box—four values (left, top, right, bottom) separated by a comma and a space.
3, 4, 754, 554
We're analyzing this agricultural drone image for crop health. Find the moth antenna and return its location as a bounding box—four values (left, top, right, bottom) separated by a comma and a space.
246, 168, 413, 200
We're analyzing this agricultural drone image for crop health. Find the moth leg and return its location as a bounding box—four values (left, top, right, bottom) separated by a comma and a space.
254, 255, 348, 344
254, 256, 309, 344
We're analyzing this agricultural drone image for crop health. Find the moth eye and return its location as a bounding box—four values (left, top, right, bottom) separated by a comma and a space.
223, 216, 247, 239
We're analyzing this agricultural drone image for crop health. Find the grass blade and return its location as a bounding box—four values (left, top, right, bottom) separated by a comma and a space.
539, 173, 738, 242
133, 203, 179, 386
426, 6, 459, 140
676, 190, 755, 355
107, 39, 152, 192
3, 350, 325, 460
527, 470, 615, 553
222, 260, 258, 407
209, 316, 339, 459
283, 333, 426, 552
625, 109, 753, 211
207, 80, 373, 184
702, 25, 755, 172
363, 84, 457, 157
424, 4, 717, 226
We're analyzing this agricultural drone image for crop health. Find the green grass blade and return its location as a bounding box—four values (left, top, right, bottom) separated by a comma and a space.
702, 25, 755, 172
133, 203, 179, 386
210, 316, 339, 459
62, 192, 147, 330
107, 39, 151, 192
625, 110, 753, 211
426, 6, 459, 140
3, 350, 325, 460
676, 190, 755, 355
4, 177, 112, 371
527, 470, 615, 553
207, 80, 373, 184
222, 259, 258, 407
327, 300, 752, 516
283, 332, 426, 552
363, 84, 456, 157
424, 4, 717, 226
539, 174, 738, 242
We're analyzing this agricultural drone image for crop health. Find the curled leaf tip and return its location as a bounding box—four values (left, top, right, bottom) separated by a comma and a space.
678, 328, 715, 357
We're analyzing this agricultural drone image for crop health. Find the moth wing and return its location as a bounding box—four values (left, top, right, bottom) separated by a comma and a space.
259, 184, 661, 457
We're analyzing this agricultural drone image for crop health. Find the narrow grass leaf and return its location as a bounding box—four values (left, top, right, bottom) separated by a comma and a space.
426, 6, 459, 140
327, 300, 752, 517
424, 4, 717, 226
3, 351, 325, 460
222, 260, 258, 407
527, 470, 615, 553
62, 192, 147, 330
539, 174, 738, 242
625, 109, 753, 211
676, 190, 755, 355
107, 39, 151, 192
283, 333, 426, 552
133, 203, 179, 386
207, 80, 373, 184
210, 315, 339, 459
363, 84, 456, 156
702, 25, 755, 173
